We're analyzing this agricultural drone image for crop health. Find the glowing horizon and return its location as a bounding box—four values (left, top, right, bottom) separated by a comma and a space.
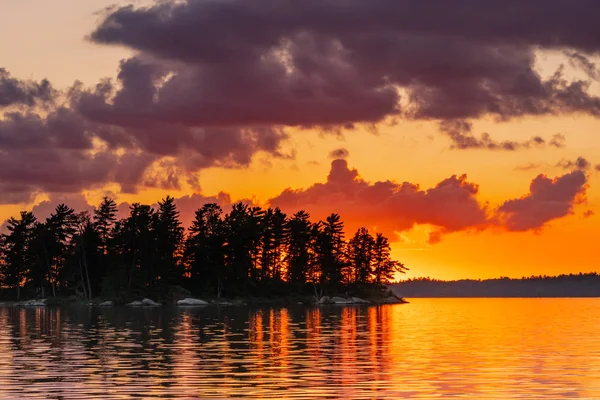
2, 0, 600, 281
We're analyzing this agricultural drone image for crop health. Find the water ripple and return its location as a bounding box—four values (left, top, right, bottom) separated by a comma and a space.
0, 299, 599, 398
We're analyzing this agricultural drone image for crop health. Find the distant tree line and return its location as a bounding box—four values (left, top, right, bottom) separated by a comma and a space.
392, 273, 600, 298
0, 197, 406, 301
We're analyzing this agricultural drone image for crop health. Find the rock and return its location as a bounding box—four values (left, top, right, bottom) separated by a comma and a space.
141, 298, 160, 306
98, 301, 114, 307
331, 296, 355, 304
177, 298, 209, 306
126, 301, 144, 307
18, 299, 47, 307
318, 296, 371, 305
380, 296, 409, 304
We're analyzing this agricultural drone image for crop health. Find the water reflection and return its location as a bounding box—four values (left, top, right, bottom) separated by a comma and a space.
0, 299, 600, 398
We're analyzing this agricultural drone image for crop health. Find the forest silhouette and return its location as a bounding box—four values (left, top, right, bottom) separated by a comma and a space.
0, 197, 407, 302
393, 274, 600, 298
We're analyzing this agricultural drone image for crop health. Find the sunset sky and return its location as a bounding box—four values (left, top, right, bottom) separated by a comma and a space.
1, 0, 600, 280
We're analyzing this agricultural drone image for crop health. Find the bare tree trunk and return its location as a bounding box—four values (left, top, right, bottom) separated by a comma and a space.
43, 247, 56, 297
81, 244, 92, 300
78, 259, 88, 300
128, 259, 135, 288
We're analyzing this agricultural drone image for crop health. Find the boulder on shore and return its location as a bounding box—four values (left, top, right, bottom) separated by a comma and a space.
177, 298, 209, 306
351, 297, 371, 304
17, 299, 47, 307
141, 298, 160, 306
318, 296, 370, 305
331, 296, 354, 304
126, 299, 160, 307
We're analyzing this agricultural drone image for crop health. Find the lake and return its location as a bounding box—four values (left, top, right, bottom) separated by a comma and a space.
0, 298, 599, 399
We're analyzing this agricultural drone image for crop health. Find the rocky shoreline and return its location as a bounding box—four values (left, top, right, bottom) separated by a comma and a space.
1, 293, 408, 308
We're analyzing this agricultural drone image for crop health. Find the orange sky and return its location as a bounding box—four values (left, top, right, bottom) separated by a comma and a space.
1, 0, 600, 280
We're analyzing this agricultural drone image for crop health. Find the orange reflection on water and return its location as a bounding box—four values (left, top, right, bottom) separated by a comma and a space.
0, 300, 600, 398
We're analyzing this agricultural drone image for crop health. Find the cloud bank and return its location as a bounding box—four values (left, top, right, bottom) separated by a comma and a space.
270, 159, 589, 242
1, 0, 599, 204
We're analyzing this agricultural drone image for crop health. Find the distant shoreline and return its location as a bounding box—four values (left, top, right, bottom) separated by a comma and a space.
391, 273, 600, 298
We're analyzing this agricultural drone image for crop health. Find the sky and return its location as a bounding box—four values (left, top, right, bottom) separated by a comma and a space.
1, 0, 600, 280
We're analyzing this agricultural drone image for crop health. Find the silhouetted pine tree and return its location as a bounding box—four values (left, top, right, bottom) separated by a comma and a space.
153, 196, 184, 288
348, 227, 375, 284
285, 211, 313, 285
185, 203, 226, 297
1, 212, 37, 300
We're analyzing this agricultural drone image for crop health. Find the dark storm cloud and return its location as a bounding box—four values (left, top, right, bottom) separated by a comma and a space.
4, 0, 600, 204
0, 68, 55, 107
567, 52, 600, 80
88, 0, 600, 128
439, 120, 566, 151
0, 67, 290, 204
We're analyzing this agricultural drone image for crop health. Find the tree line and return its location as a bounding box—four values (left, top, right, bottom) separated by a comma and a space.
392, 273, 600, 298
0, 197, 406, 301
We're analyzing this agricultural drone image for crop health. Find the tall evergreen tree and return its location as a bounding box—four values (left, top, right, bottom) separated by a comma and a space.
153, 196, 184, 287
1, 212, 37, 300
45, 204, 78, 296
94, 197, 118, 254
285, 211, 313, 285
348, 227, 375, 284
259, 207, 288, 281
317, 213, 346, 287
372, 233, 407, 284
185, 203, 225, 297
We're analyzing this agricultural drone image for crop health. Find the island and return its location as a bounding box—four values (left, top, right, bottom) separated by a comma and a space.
0, 197, 408, 306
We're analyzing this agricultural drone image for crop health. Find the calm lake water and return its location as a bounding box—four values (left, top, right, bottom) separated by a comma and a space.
1, 298, 599, 399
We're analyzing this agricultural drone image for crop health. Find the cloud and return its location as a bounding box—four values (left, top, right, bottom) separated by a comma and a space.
329, 148, 350, 159
269, 159, 590, 241
0, 68, 55, 108
269, 159, 490, 242
556, 157, 592, 170
497, 170, 588, 231
515, 162, 543, 172
88, 0, 600, 128
439, 120, 566, 151
4, 0, 600, 203
584, 209, 595, 218
31, 193, 96, 221
0, 63, 291, 203
567, 52, 600, 80
0, 107, 160, 203
5, 159, 588, 242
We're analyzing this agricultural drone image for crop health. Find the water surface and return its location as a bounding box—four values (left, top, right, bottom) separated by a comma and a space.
1, 298, 599, 399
